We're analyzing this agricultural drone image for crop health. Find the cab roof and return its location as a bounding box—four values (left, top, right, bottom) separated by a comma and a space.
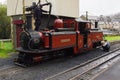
75, 18, 90, 23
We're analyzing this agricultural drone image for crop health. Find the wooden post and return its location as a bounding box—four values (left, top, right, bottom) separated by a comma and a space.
0, 41, 4, 49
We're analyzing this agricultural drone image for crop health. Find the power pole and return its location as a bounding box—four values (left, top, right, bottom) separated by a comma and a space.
22, 0, 26, 22
86, 11, 88, 20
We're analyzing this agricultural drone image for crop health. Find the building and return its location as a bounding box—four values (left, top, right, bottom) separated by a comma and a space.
7, 0, 80, 17
80, 15, 99, 29
7, 0, 80, 48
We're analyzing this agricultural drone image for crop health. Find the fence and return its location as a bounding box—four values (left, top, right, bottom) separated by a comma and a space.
0, 39, 11, 49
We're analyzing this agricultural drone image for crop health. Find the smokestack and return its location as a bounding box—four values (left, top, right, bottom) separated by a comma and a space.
95, 21, 98, 28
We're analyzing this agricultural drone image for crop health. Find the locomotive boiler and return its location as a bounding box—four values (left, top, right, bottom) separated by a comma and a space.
13, 0, 103, 66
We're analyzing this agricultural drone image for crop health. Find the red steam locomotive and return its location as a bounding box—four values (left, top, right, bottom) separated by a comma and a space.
13, 1, 103, 66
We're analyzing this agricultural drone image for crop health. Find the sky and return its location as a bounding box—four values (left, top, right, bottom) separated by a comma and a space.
0, 0, 120, 16
0, 0, 6, 4
80, 0, 120, 16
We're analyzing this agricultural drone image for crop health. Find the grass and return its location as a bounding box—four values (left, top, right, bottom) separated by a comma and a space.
104, 35, 120, 42
0, 41, 14, 58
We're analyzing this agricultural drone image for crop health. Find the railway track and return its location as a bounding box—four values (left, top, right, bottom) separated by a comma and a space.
0, 41, 119, 80
45, 48, 120, 80
0, 65, 23, 79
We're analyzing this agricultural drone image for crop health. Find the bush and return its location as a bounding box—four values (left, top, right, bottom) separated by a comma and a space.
0, 4, 11, 39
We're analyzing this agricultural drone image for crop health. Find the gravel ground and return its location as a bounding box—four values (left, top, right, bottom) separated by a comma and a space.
0, 53, 18, 67
0, 43, 120, 80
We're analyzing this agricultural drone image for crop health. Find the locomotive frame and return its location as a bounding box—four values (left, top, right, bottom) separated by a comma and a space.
13, 0, 103, 66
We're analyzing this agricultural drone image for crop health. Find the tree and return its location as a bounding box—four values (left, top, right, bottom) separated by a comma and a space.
106, 16, 112, 23
99, 15, 105, 22
0, 4, 11, 39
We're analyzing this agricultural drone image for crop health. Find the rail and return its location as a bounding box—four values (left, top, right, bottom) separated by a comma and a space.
0, 41, 119, 79
0, 65, 23, 77
45, 48, 120, 80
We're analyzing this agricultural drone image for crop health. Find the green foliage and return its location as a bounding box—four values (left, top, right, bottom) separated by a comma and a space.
0, 4, 11, 39
104, 35, 120, 41
0, 41, 14, 58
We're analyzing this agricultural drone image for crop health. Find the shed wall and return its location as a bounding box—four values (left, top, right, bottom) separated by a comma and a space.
7, 0, 80, 17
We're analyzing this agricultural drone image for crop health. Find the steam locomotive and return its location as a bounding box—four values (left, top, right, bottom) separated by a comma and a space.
13, 1, 103, 66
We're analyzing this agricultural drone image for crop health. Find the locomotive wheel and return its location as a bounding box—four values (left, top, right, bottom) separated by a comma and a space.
16, 53, 33, 66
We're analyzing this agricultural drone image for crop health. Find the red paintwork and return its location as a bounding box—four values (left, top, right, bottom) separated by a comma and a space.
90, 32, 103, 42
63, 19, 76, 28
54, 19, 63, 28
51, 33, 76, 49
44, 36, 50, 48
87, 34, 93, 49
73, 34, 93, 54
13, 20, 23, 47
77, 33, 84, 49
33, 56, 42, 62
16, 27, 23, 47
13, 20, 24, 25
14, 19, 103, 56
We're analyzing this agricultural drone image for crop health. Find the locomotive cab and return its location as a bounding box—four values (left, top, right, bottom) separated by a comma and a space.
77, 19, 91, 47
